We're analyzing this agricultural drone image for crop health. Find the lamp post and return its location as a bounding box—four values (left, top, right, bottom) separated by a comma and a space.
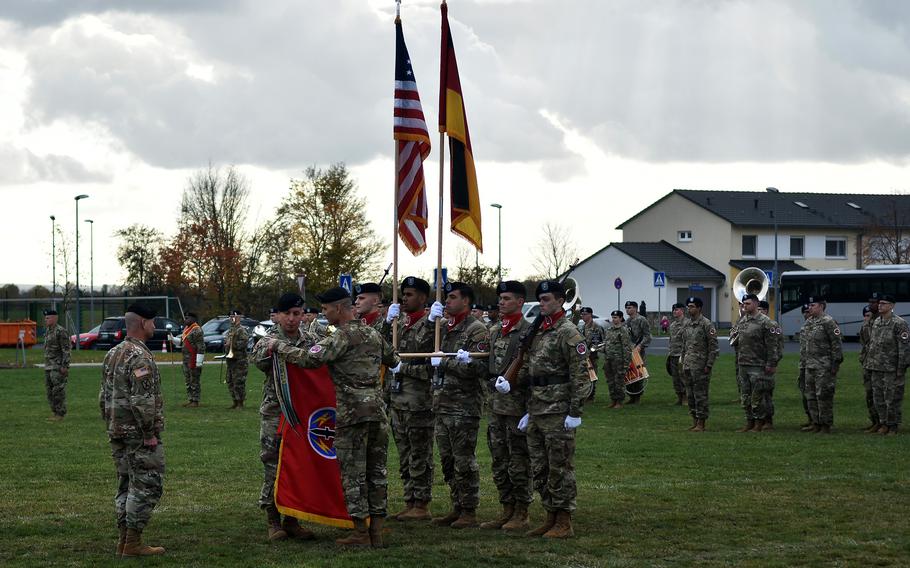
50, 215, 56, 308
490, 203, 502, 282
74, 194, 89, 349
766, 187, 780, 319
85, 219, 94, 329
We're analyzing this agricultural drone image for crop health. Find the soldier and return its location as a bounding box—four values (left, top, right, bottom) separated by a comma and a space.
176, 312, 205, 407
579, 307, 603, 402
43, 308, 71, 421
481, 281, 532, 532
796, 303, 812, 428
494, 280, 589, 539
666, 303, 687, 406
602, 310, 632, 409
225, 309, 250, 409
98, 304, 165, 557
866, 294, 910, 435
354, 282, 385, 333
263, 287, 401, 548
251, 293, 317, 542
800, 296, 843, 433
303, 307, 328, 337
731, 294, 780, 432
471, 303, 487, 323
382, 276, 441, 522
859, 293, 881, 432
680, 297, 718, 432
758, 300, 784, 430
487, 304, 500, 328
428, 282, 490, 529
624, 300, 651, 404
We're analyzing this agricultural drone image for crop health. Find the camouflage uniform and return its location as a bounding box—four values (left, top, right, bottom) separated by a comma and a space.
581, 321, 604, 365
732, 312, 780, 422
383, 309, 436, 505
487, 316, 531, 508
763, 315, 785, 423
859, 314, 881, 426
801, 314, 843, 427
433, 313, 490, 513
181, 324, 205, 403
44, 323, 71, 417
99, 337, 165, 531
680, 315, 718, 420
602, 323, 632, 403
252, 325, 317, 512
518, 315, 590, 514
667, 316, 686, 399
866, 314, 910, 430
225, 321, 250, 404
797, 319, 812, 423
626, 314, 651, 362
306, 319, 329, 338
276, 320, 400, 519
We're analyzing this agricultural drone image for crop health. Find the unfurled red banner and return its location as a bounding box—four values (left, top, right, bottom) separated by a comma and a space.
274, 363, 352, 528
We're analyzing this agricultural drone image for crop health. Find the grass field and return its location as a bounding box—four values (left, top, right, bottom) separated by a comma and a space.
1, 352, 908, 567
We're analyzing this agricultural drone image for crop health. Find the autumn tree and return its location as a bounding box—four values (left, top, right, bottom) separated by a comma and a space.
115, 224, 165, 294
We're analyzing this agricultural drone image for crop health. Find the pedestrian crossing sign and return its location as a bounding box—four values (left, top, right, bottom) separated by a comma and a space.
653, 272, 666, 287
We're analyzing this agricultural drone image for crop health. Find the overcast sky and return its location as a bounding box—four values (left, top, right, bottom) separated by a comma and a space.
3, 0, 910, 291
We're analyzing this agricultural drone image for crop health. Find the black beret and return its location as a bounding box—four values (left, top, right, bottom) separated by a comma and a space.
868, 292, 881, 302
444, 281, 474, 302
127, 303, 157, 319
354, 282, 382, 295
471, 303, 484, 311
497, 280, 527, 298
401, 276, 431, 296
758, 300, 770, 310
671, 303, 684, 310
43, 309, 58, 316
801, 303, 810, 313
807, 296, 826, 304
229, 309, 243, 316
611, 310, 624, 318
304, 307, 320, 314
185, 311, 198, 319
276, 292, 304, 312
535, 280, 565, 299
580, 307, 593, 315
741, 294, 759, 303
269, 307, 278, 314
686, 297, 703, 308
316, 286, 351, 304
862, 305, 872, 316
624, 300, 638, 308
879, 294, 896, 303
487, 304, 498, 312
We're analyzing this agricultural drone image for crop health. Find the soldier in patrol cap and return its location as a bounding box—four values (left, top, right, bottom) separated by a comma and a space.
731, 293, 780, 432
225, 309, 250, 409
866, 294, 909, 435
602, 310, 632, 409
680, 297, 718, 432
43, 308, 71, 421
666, 303, 687, 406
624, 300, 651, 404
354, 282, 385, 333
859, 293, 882, 431
800, 296, 843, 433
494, 279, 590, 539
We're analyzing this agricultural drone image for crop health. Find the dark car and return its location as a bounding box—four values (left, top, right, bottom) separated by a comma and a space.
70, 324, 101, 349
202, 316, 260, 352
95, 316, 182, 351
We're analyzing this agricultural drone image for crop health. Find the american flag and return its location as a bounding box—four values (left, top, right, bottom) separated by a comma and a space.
394, 17, 431, 256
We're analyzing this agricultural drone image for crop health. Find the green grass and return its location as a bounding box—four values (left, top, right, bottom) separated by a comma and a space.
1, 353, 908, 567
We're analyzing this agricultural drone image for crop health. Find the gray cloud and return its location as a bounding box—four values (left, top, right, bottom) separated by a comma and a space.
0, 145, 111, 184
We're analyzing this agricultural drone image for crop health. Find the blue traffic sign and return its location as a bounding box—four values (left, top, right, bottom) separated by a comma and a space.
339, 273, 352, 293
653, 272, 666, 288
432, 267, 448, 291
614, 277, 623, 290
764, 271, 774, 285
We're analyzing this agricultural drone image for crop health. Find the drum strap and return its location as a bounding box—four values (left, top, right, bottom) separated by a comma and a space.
528, 375, 569, 387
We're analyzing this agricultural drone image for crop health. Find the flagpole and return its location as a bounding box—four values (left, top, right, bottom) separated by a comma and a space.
392, 140, 400, 349
434, 131, 445, 352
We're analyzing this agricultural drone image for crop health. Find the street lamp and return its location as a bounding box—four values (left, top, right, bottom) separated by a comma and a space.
74, 194, 89, 349
50, 215, 56, 308
490, 203, 502, 282
85, 219, 94, 329
766, 187, 780, 319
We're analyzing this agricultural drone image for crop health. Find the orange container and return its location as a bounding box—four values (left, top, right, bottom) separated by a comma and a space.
0, 320, 37, 347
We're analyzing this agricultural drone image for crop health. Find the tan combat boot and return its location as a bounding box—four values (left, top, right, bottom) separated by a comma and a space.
369, 516, 385, 548
398, 500, 431, 521
432, 508, 461, 527
480, 503, 514, 530
802, 424, 820, 433
687, 417, 698, 431
525, 511, 557, 537
762, 419, 775, 432
736, 420, 755, 433
691, 419, 705, 433
266, 508, 287, 541
864, 423, 880, 433
392, 500, 413, 521
335, 518, 370, 547
877, 425, 890, 434
816, 424, 831, 434
282, 516, 315, 540
121, 528, 165, 557
501, 503, 530, 532
542, 510, 574, 539
750, 420, 765, 432
116, 525, 127, 557
449, 509, 478, 529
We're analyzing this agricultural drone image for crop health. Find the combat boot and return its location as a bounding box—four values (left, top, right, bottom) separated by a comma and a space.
266, 508, 287, 541
687, 416, 698, 431
816, 424, 831, 434
229, 400, 238, 409
761, 419, 775, 432
116, 525, 127, 557
335, 518, 370, 547
121, 528, 165, 557
432, 508, 461, 527
481, 504, 514, 530
750, 420, 765, 432
692, 419, 705, 432
525, 511, 557, 537
450, 509, 478, 529
46, 414, 64, 422
542, 510, 574, 539
736, 420, 755, 433
501, 503, 530, 532
886, 426, 898, 436
237, 400, 244, 409
392, 500, 413, 521
878, 425, 891, 435
282, 516, 315, 540
864, 423, 880, 433
802, 424, 820, 433
398, 500, 431, 521
369, 515, 385, 548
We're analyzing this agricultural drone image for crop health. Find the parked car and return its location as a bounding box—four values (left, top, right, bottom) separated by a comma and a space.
70, 324, 101, 349
95, 316, 182, 351
202, 316, 260, 352
522, 301, 540, 322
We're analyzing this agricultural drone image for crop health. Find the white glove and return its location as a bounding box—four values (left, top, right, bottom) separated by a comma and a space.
170, 334, 182, 348
564, 415, 582, 430
390, 362, 402, 374
428, 301, 444, 322
195, 354, 205, 366
430, 353, 443, 367
494, 376, 511, 394
455, 349, 471, 364
517, 413, 529, 432
386, 303, 401, 323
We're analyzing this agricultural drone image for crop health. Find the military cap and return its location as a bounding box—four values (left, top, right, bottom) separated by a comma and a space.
126, 303, 157, 319
43, 309, 58, 316
580, 307, 594, 315
536, 280, 565, 299
611, 310, 624, 318
471, 303, 484, 311
229, 309, 243, 316
276, 292, 304, 312
741, 294, 759, 303
269, 307, 278, 315
868, 292, 881, 302
862, 305, 872, 316
444, 281, 474, 301
806, 295, 826, 304
801, 303, 810, 314
354, 282, 382, 295
401, 276, 431, 296
304, 307, 320, 314
686, 297, 703, 308
316, 286, 351, 304
671, 303, 684, 310
497, 280, 527, 298
758, 300, 770, 310
487, 304, 498, 312
879, 294, 896, 304
624, 300, 638, 308
185, 311, 199, 319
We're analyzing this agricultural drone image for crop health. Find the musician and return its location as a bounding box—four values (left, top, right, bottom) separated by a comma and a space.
354, 282, 385, 333
579, 307, 604, 402
481, 281, 531, 532
731, 294, 780, 432
859, 293, 881, 432
624, 301, 651, 404
224, 309, 250, 409
666, 303, 687, 406
758, 300, 784, 430
680, 297, 718, 432
602, 310, 632, 409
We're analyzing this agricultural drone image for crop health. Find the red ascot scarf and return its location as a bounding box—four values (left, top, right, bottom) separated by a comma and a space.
447, 310, 468, 331
500, 312, 523, 336
405, 309, 427, 330
361, 311, 381, 327
539, 309, 566, 331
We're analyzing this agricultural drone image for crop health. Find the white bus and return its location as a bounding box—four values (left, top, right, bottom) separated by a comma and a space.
779, 265, 910, 338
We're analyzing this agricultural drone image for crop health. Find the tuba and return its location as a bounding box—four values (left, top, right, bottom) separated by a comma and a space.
733, 267, 770, 302
561, 276, 581, 312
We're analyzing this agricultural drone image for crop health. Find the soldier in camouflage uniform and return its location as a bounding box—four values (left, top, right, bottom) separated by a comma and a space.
480, 281, 532, 532
177, 312, 205, 407
799, 296, 843, 433
225, 309, 250, 409
381, 277, 438, 521
265, 286, 401, 548
731, 294, 780, 432
579, 307, 603, 402
859, 293, 881, 431
758, 300, 784, 430
43, 309, 71, 421
666, 303, 687, 406
303, 307, 329, 337
796, 303, 812, 427
624, 300, 651, 404
98, 304, 165, 558
429, 281, 490, 529
495, 279, 590, 539
866, 294, 910, 435
252, 293, 318, 542
602, 310, 632, 408
354, 282, 386, 333
680, 297, 718, 432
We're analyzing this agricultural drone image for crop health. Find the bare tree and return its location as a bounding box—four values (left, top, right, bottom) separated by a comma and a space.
863, 194, 910, 264
453, 245, 500, 304
531, 223, 578, 280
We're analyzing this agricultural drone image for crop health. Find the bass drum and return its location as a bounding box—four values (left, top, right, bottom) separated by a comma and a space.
624, 350, 649, 396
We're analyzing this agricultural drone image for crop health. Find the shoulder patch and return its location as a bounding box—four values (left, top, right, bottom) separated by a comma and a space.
833, 327, 841, 336
901, 331, 909, 341
476, 342, 489, 352
709, 328, 716, 336
309, 344, 323, 354
576, 342, 587, 355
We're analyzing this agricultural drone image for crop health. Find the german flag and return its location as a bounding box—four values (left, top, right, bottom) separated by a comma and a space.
439, 1, 482, 252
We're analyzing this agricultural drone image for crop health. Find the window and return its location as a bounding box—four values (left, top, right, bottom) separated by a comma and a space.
825, 237, 847, 258
790, 236, 804, 257
677, 230, 692, 242
742, 235, 757, 256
